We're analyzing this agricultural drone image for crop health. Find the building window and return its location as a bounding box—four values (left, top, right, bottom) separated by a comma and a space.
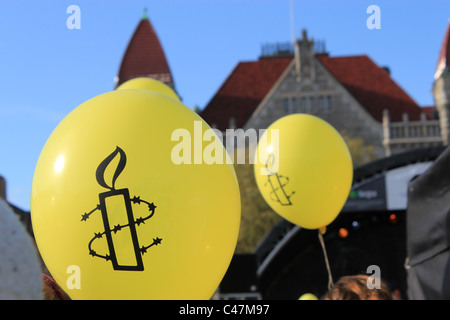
427, 125, 439, 137
290, 97, 297, 113
283, 97, 297, 114
409, 126, 418, 137
316, 95, 333, 113
298, 95, 332, 113
318, 96, 324, 112
309, 96, 315, 112
326, 95, 332, 111
283, 98, 289, 113
299, 97, 307, 112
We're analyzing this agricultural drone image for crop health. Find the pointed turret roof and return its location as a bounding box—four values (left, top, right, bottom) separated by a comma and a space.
116, 12, 174, 88
435, 19, 450, 80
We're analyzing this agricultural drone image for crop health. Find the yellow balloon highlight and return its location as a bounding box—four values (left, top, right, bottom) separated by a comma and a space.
299, 293, 319, 300
31, 90, 240, 299
254, 114, 353, 230
116, 77, 180, 101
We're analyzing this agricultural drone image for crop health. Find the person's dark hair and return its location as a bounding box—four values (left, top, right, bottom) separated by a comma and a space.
42, 273, 68, 300
322, 274, 393, 300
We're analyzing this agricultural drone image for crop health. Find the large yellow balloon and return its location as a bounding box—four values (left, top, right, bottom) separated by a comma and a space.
116, 77, 180, 101
254, 114, 352, 230
31, 90, 240, 299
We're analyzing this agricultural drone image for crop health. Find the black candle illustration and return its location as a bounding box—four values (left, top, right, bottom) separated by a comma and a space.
264, 152, 295, 206
81, 146, 162, 271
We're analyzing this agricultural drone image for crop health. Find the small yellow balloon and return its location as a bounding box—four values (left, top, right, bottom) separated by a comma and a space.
31, 90, 240, 299
254, 114, 353, 230
116, 77, 181, 101
299, 293, 319, 300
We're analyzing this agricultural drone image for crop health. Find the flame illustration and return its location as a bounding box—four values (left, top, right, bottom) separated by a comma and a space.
96, 146, 127, 190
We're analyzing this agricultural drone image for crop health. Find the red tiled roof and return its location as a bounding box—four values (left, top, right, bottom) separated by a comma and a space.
117, 18, 173, 86
200, 57, 293, 130
436, 20, 450, 78
201, 53, 424, 130
317, 54, 423, 122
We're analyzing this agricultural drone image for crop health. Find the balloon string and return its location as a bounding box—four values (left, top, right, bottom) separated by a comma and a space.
318, 229, 334, 291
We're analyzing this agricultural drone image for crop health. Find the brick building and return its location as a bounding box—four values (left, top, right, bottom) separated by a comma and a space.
201, 24, 450, 158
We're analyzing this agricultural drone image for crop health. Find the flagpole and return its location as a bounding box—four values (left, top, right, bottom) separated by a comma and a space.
290, 0, 301, 81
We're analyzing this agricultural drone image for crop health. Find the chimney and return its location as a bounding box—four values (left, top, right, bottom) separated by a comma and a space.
0, 176, 6, 200
294, 29, 315, 81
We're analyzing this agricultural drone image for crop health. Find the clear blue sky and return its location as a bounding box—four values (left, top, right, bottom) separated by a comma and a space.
1, 0, 449, 211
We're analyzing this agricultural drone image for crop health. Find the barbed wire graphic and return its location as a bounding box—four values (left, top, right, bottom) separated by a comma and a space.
82, 197, 161, 260
80, 146, 162, 271
264, 152, 295, 206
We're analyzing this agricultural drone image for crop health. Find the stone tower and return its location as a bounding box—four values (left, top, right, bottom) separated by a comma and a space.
433, 19, 450, 146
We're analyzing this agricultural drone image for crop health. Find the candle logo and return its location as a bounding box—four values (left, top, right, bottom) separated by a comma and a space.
264, 152, 295, 206
81, 146, 162, 271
